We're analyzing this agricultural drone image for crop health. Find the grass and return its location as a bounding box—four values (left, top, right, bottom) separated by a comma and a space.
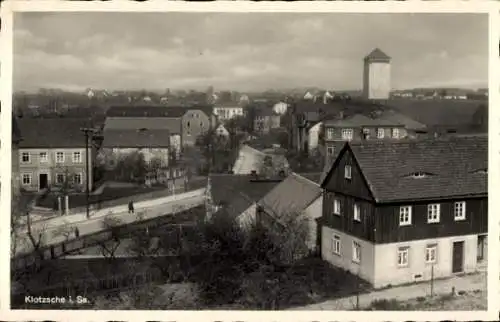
366, 290, 486, 311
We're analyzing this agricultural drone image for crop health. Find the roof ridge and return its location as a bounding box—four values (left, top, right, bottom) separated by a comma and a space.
291, 172, 321, 187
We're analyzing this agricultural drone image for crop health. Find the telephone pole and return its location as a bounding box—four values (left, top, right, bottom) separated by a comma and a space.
80, 127, 98, 219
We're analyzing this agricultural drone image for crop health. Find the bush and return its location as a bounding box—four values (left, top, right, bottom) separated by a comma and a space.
368, 298, 404, 310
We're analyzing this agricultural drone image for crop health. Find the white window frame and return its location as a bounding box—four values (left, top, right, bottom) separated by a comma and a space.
56, 173, 65, 184
55, 151, 65, 163
352, 241, 361, 263
333, 199, 341, 215
332, 235, 341, 255
39, 152, 48, 163
392, 128, 400, 139
326, 128, 335, 140
74, 173, 83, 185
327, 146, 335, 156
454, 201, 466, 221
427, 204, 441, 223
344, 165, 352, 180
399, 206, 412, 226
341, 128, 353, 141
425, 244, 437, 264
21, 152, 30, 164
397, 247, 409, 267
21, 173, 32, 185
72, 151, 82, 163
353, 203, 361, 222
377, 128, 385, 139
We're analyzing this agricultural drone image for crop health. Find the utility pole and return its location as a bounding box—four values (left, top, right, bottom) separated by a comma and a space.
80, 127, 98, 219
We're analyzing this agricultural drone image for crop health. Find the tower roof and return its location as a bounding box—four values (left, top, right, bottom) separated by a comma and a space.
364, 48, 391, 62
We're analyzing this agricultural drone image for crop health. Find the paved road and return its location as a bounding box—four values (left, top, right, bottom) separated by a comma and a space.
15, 194, 205, 256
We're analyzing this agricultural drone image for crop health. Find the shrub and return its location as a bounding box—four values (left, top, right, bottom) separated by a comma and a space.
368, 298, 403, 310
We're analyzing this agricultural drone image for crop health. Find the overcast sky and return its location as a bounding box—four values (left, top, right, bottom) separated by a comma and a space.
13, 12, 488, 93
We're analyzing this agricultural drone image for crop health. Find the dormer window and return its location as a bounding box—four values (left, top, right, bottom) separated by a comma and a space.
406, 171, 434, 179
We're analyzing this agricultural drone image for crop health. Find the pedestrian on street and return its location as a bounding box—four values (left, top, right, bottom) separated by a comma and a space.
128, 200, 135, 214
75, 227, 80, 238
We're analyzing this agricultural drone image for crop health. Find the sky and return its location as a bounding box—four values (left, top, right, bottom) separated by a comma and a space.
13, 12, 488, 93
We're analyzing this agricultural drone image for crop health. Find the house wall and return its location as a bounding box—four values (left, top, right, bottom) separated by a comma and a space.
307, 122, 322, 153
322, 226, 376, 283
237, 203, 257, 231
323, 125, 407, 142
170, 134, 181, 159
304, 196, 323, 252
18, 148, 92, 191
273, 102, 288, 115
12, 143, 20, 194
365, 62, 391, 100
214, 106, 243, 120
374, 198, 488, 243
372, 234, 480, 288
181, 110, 212, 146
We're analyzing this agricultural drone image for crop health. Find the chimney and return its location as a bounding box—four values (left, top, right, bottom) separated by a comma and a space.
250, 170, 258, 180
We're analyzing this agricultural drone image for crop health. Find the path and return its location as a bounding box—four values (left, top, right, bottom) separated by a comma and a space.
289, 272, 486, 310
15, 192, 205, 256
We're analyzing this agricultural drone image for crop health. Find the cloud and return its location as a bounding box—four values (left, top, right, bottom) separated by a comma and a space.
13, 12, 488, 92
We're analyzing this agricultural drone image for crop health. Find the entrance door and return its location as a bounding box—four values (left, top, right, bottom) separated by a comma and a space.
477, 235, 487, 261
39, 173, 48, 190
452, 241, 464, 273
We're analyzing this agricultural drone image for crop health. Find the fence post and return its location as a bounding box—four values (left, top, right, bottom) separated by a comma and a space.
430, 264, 434, 297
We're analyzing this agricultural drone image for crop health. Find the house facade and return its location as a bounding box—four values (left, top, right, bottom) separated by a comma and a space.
17, 118, 94, 192
320, 113, 408, 165
181, 108, 216, 146
213, 103, 244, 121
254, 109, 281, 134
320, 137, 487, 288
12, 116, 22, 194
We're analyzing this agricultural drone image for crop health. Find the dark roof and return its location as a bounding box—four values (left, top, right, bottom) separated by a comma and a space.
104, 117, 181, 134
375, 110, 427, 130
17, 118, 95, 148
255, 107, 279, 117
101, 129, 170, 148
106, 105, 186, 118
12, 116, 22, 143
297, 172, 322, 184
364, 48, 391, 62
210, 174, 281, 206
259, 173, 322, 221
323, 137, 487, 203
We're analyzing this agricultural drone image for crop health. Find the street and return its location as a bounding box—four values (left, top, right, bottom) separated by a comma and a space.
14, 194, 205, 256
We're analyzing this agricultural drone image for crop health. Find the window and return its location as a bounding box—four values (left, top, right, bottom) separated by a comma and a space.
377, 128, 385, 139
327, 146, 335, 157
427, 204, 441, 223
454, 201, 466, 221
425, 244, 437, 264
187, 121, 191, 128
326, 128, 335, 139
353, 203, 361, 222
72, 151, 82, 163
397, 247, 409, 267
391, 128, 400, 139
39, 152, 48, 163
341, 128, 353, 141
55, 152, 65, 163
22, 173, 32, 185
21, 152, 30, 163
352, 241, 361, 263
344, 165, 352, 180
56, 173, 65, 184
333, 199, 341, 215
332, 235, 341, 255
74, 173, 83, 184
399, 206, 412, 226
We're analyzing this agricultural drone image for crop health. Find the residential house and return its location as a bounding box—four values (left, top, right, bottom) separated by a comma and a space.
213, 102, 244, 121
232, 144, 290, 176
320, 113, 408, 164
98, 128, 170, 170
257, 172, 324, 257
17, 118, 95, 192
254, 108, 281, 133
208, 174, 282, 230
272, 101, 289, 115
320, 137, 487, 288
105, 105, 216, 152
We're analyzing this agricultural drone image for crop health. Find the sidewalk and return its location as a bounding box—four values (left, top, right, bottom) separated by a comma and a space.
289, 271, 486, 310
25, 188, 205, 232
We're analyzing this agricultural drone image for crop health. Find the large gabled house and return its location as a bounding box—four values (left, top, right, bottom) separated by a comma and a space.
17, 118, 96, 192
319, 136, 487, 288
